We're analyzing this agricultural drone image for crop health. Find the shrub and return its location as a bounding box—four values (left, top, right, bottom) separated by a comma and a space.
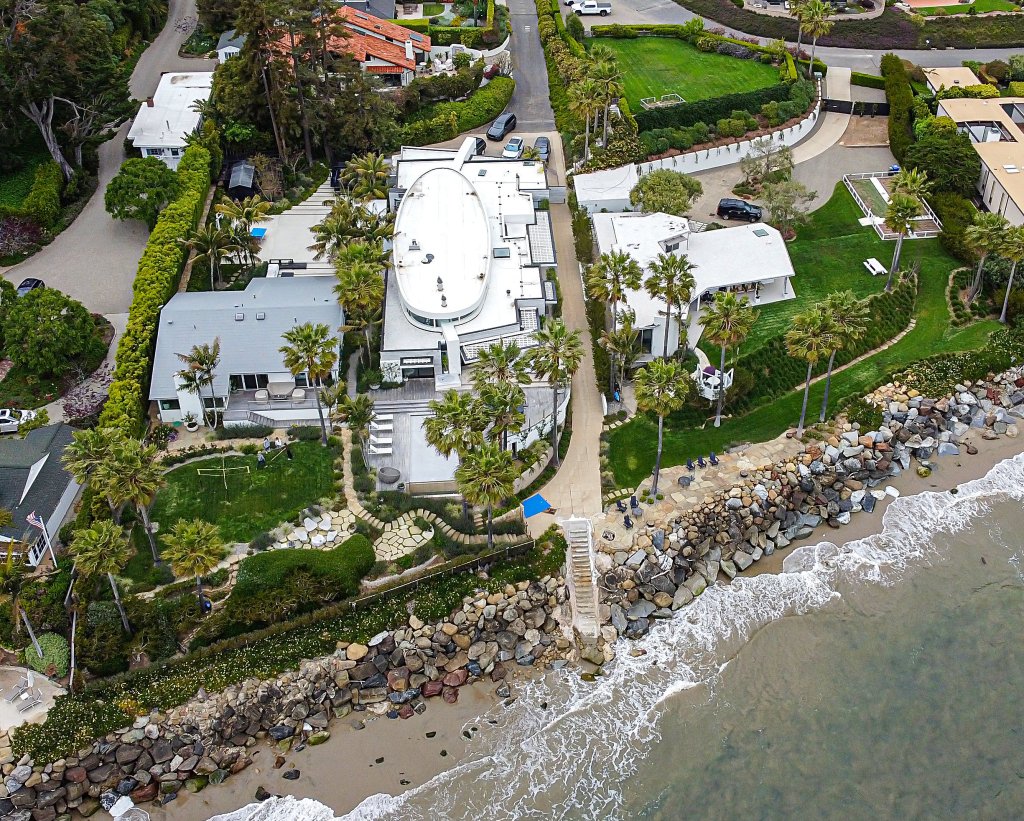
930, 192, 976, 265
402, 77, 515, 146
4, 289, 102, 379
0, 217, 44, 259
287, 425, 322, 441
881, 53, 914, 163
213, 423, 274, 440
851, 72, 886, 89
635, 83, 791, 132
23, 633, 70, 678
20, 161, 63, 228
1009, 81, 1024, 97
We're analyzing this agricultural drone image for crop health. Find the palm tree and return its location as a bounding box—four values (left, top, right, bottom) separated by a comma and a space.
791, 0, 810, 63
818, 291, 869, 422
568, 78, 602, 160
634, 359, 689, 496
528, 319, 584, 467
600, 313, 641, 392
999, 226, 1024, 324
785, 308, 834, 438
803, 0, 833, 78
335, 394, 376, 443
587, 249, 642, 334
455, 442, 516, 551
344, 152, 389, 201
424, 390, 487, 458
175, 339, 222, 429
965, 211, 1009, 304
884, 193, 922, 292
335, 260, 385, 363
63, 427, 126, 518
162, 519, 227, 610
97, 437, 165, 563
644, 252, 697, 359
472, 341, 530, 394
214, 194, 271, 269
891, 167, 931, 201
309, 201, 394, 261
280, 322, 339, 447
70, 521, 132, 633
701, 292, 757, 428
591, 58, 624, 147
478, 382, 526, 451
182, 223, 233, 291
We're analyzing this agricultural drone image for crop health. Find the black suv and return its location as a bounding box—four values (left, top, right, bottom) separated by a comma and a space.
717, 198, 762, 222
486, 112, 517, 140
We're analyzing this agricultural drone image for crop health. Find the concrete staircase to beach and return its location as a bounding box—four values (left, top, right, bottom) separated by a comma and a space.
564, 517, 601, 641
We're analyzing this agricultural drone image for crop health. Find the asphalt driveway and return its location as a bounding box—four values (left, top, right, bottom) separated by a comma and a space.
506, 0, 556, 131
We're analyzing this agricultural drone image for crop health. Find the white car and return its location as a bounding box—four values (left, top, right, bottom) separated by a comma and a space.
0, 409, 37, 434
503, 137, 525, 159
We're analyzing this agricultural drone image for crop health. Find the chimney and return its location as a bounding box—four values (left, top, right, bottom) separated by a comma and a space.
146, 97, 154, 107
405, 39, 414, 62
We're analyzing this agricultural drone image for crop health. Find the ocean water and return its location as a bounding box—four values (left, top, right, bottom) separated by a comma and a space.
212, 455, 1024, 821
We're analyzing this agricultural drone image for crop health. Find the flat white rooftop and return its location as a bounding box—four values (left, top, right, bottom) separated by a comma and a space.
127, 72, 214, 148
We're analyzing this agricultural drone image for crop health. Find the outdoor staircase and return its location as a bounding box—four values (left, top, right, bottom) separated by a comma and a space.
284, 182, 338, 214
563, 517, 601, 641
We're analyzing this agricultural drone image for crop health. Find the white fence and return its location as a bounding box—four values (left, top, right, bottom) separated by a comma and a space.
842, 171, 943, 240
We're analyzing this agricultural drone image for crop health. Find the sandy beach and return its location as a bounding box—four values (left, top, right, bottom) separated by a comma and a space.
147, 430, 1024, 821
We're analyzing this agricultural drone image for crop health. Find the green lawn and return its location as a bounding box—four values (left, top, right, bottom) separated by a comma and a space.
611, 186, 998, 489
918, 0, 1017, 15
598, 38, 779, 111
150, 441, 338, 543
422, 2, 446, 14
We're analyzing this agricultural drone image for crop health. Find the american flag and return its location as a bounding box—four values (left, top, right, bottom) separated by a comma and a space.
26, 512, 44, 530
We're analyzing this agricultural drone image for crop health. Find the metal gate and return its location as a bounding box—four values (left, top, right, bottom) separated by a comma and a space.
822, 99, 891, 116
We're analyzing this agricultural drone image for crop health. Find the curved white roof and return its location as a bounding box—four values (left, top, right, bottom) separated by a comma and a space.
392, 167, 490, 322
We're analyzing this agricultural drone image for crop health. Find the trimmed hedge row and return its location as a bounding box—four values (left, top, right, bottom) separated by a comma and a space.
636, 83, 791, 131
881, 53, 914, 164
930, 192, 976, 265
98, 145, 212, 436
400, 76, 515, 145
851, 72, 886, 90
0, 161, 63, 228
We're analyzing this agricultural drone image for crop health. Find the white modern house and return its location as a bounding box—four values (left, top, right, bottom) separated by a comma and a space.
592, 212, 797, 357
148, 277, 344, 428
127, 72, 214, 169
380, 137, 557, 387
936, 96, 1024, 226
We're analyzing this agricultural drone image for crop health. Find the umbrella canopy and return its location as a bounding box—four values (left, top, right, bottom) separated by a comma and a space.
522, 493, 552, 518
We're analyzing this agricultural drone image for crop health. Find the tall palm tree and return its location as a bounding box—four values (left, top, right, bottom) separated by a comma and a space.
634, 359, 689, 496
280, 322, 339, 447
891, 167, 931, 201
568, 78, 602, 160
344, 153, 389, 201
182, 223, 234, 291
335, 260, 385, 363
803, 0, 833, 78
791, 0, 810, 63
587, 249, 642, 342
478, 382, 526, 451
818, 291, 869, 422
335, 238, 389, 269
965, 211, 1009, 304
97, 438, 165, 563
701, 292, 757, 428
644, 252, 697, 359
175, 339, 222, 429
425, 390, 487, 458
214, 194, 271, 269
785, 308, 834, 438
591, 58, 624, 147
999, 226, 1024, 324
335, 394, 376, 442
600, 313, 641, 393
70, 521, 132, 633
528, 319, 584, 466
162, 519, 227, 610
472, 341, 530, 394
455, 442, 516, 551
63, 428, 126, 518
884, 193, 922, 291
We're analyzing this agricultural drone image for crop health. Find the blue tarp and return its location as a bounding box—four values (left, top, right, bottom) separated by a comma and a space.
522, 493, 551, 518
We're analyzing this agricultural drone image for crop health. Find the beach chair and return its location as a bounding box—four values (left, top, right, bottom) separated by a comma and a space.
375, 413, 394, 422
369, 445, 392, 456
686, 458, 695, 472
623, 515, 634, 529
3, 675, 29, 703
17, 688, 41, 713
697, 455, 707, 469
709, 452, 719, 466
370, 436, 393, 447
615, 499, 627, 513
370, 420, 393, 432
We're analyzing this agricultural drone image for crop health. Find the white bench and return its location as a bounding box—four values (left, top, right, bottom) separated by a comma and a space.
863, 258, 887, 277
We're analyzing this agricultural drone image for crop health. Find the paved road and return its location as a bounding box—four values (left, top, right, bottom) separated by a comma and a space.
1, 0, 215, 315
506, 0, 556, 131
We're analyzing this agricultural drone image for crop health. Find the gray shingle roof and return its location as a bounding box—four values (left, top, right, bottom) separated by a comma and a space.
217, 29, 247, 51
0, 424, 76, 542
148, 276, 344, 400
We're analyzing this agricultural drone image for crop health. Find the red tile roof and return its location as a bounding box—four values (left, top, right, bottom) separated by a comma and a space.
337, 6, 431, 52
331, 29, 415, 70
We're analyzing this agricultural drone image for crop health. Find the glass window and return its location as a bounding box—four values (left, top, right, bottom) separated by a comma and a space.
639, 328, 654, 355
294, 373, 309, 388
159, 399, 180, 411
203, 397, 226, 409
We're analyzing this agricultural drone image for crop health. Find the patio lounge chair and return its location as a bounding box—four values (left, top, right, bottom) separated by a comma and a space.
615, 499, 627, 513
370, 420, 393, 432
374, 413, 394, 422
623, 515, 634, 529
697, 456, 706, 469
254, 389, 270, 403
686, 458, 695, 472
369, 444, 392, 456
370, 436, 393, 446
290, 388, 306, 401
709, 452, 719, 466
17, 688, 41, 713
3, 676, 29, 703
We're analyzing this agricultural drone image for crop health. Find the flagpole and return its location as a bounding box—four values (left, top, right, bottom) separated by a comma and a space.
40, 526, 56, 568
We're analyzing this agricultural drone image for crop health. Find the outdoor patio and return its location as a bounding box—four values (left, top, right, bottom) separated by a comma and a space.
843, 171, 943, 240
0, 666, 64, 732
222, 389, 328, 427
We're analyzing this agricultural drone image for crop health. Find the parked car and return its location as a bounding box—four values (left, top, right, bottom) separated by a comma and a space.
503, 137, 525, 159
533, 136, 551, 163
15, 278, 44, 297
0, 409, 37, 435
574, 0, 612, 15
716, 198, 763, 222
486, 112, 517, 140
474, 137, 487, 156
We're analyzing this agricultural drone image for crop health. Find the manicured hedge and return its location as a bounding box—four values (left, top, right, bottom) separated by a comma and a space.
921, 15, 1024, 49
636, 83, 791, 131
0, 161, 63, 228
401, 76, 514, 145
930, 192, 977, 265
851, 72, 885, 90
881, 53, 914, 164
98, 144, 212, 436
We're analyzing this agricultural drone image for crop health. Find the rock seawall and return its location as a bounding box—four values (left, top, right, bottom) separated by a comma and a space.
0, 576, 570, 819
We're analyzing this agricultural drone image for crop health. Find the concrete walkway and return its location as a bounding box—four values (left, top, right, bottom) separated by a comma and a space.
528, 205, 604, 537
1, 0, 216, 315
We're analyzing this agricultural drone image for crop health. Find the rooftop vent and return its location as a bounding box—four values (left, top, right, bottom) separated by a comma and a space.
234, 312, 244, 321
1004, 164, 1020, 173
441, 295, 447, 307
256, 312, 266, 320
423, 254, 434, 264
436, 276, 444, 291
410, 239, 420, 250
753, 228, 769, 237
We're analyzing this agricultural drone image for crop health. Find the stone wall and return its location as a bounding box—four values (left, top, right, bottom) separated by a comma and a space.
592, 371, 1024, 647
0, 576, 570, 819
